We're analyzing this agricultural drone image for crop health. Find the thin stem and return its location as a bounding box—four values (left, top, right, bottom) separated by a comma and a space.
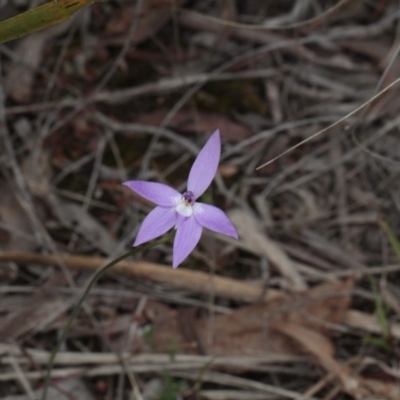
41, 232, 174, 400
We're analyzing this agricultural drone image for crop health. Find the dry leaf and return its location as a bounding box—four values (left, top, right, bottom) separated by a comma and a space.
361, 378, 400, 400
196, 278, 353, 357
145, 302, 200, 354
275, 323, 363, 398
275, 322, 400, 399
149, 279, 353, 357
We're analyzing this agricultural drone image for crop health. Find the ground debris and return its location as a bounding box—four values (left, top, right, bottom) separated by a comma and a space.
1, 0, 400, 399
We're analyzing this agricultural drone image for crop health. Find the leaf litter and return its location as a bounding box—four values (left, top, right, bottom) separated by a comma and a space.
1, 0, 400, 399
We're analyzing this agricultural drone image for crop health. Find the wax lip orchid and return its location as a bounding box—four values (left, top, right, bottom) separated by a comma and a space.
123, 129, 238, 268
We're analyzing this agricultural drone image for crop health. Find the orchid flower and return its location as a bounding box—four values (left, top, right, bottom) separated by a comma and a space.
123, 130, 238, 268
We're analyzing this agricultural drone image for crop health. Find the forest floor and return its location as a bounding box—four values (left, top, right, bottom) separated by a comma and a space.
1, 1, 400, 399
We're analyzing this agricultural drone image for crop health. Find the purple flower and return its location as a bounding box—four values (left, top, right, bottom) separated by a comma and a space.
123, 130, 238, 268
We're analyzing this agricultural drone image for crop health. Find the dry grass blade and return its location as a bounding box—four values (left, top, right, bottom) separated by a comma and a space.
0, 345, 298, 367
229, 209, 307, 290
199, 390, 274, 400
172, 370, 309, 400
256, 76, 400, 169
179, 0, 353, 30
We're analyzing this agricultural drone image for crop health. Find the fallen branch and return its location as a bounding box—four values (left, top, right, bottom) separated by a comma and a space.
0, 251, 281, 303
0, 251, 397, 340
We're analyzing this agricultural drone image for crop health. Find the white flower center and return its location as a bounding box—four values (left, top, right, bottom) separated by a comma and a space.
174, 190, 202, 218
176, 201, 193, 217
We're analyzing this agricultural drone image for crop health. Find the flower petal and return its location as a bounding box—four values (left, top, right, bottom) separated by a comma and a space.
123, 181, 180, 207
175, 214, 186, 229
187, 130, 221, 199
194, 203, 238, 239
173, 217, 202, 268
134, 206, 176, 246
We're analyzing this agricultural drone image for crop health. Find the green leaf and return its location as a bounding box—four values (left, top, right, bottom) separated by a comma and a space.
363, 335, 391, 351
381, 219, 400, 261
0, 0, 94, 44
368, 275, 390, 340
159, 371, 186, 400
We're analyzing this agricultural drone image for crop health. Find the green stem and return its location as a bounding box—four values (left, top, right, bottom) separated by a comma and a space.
380, 219, 400, 261
41, 232, 174, 400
